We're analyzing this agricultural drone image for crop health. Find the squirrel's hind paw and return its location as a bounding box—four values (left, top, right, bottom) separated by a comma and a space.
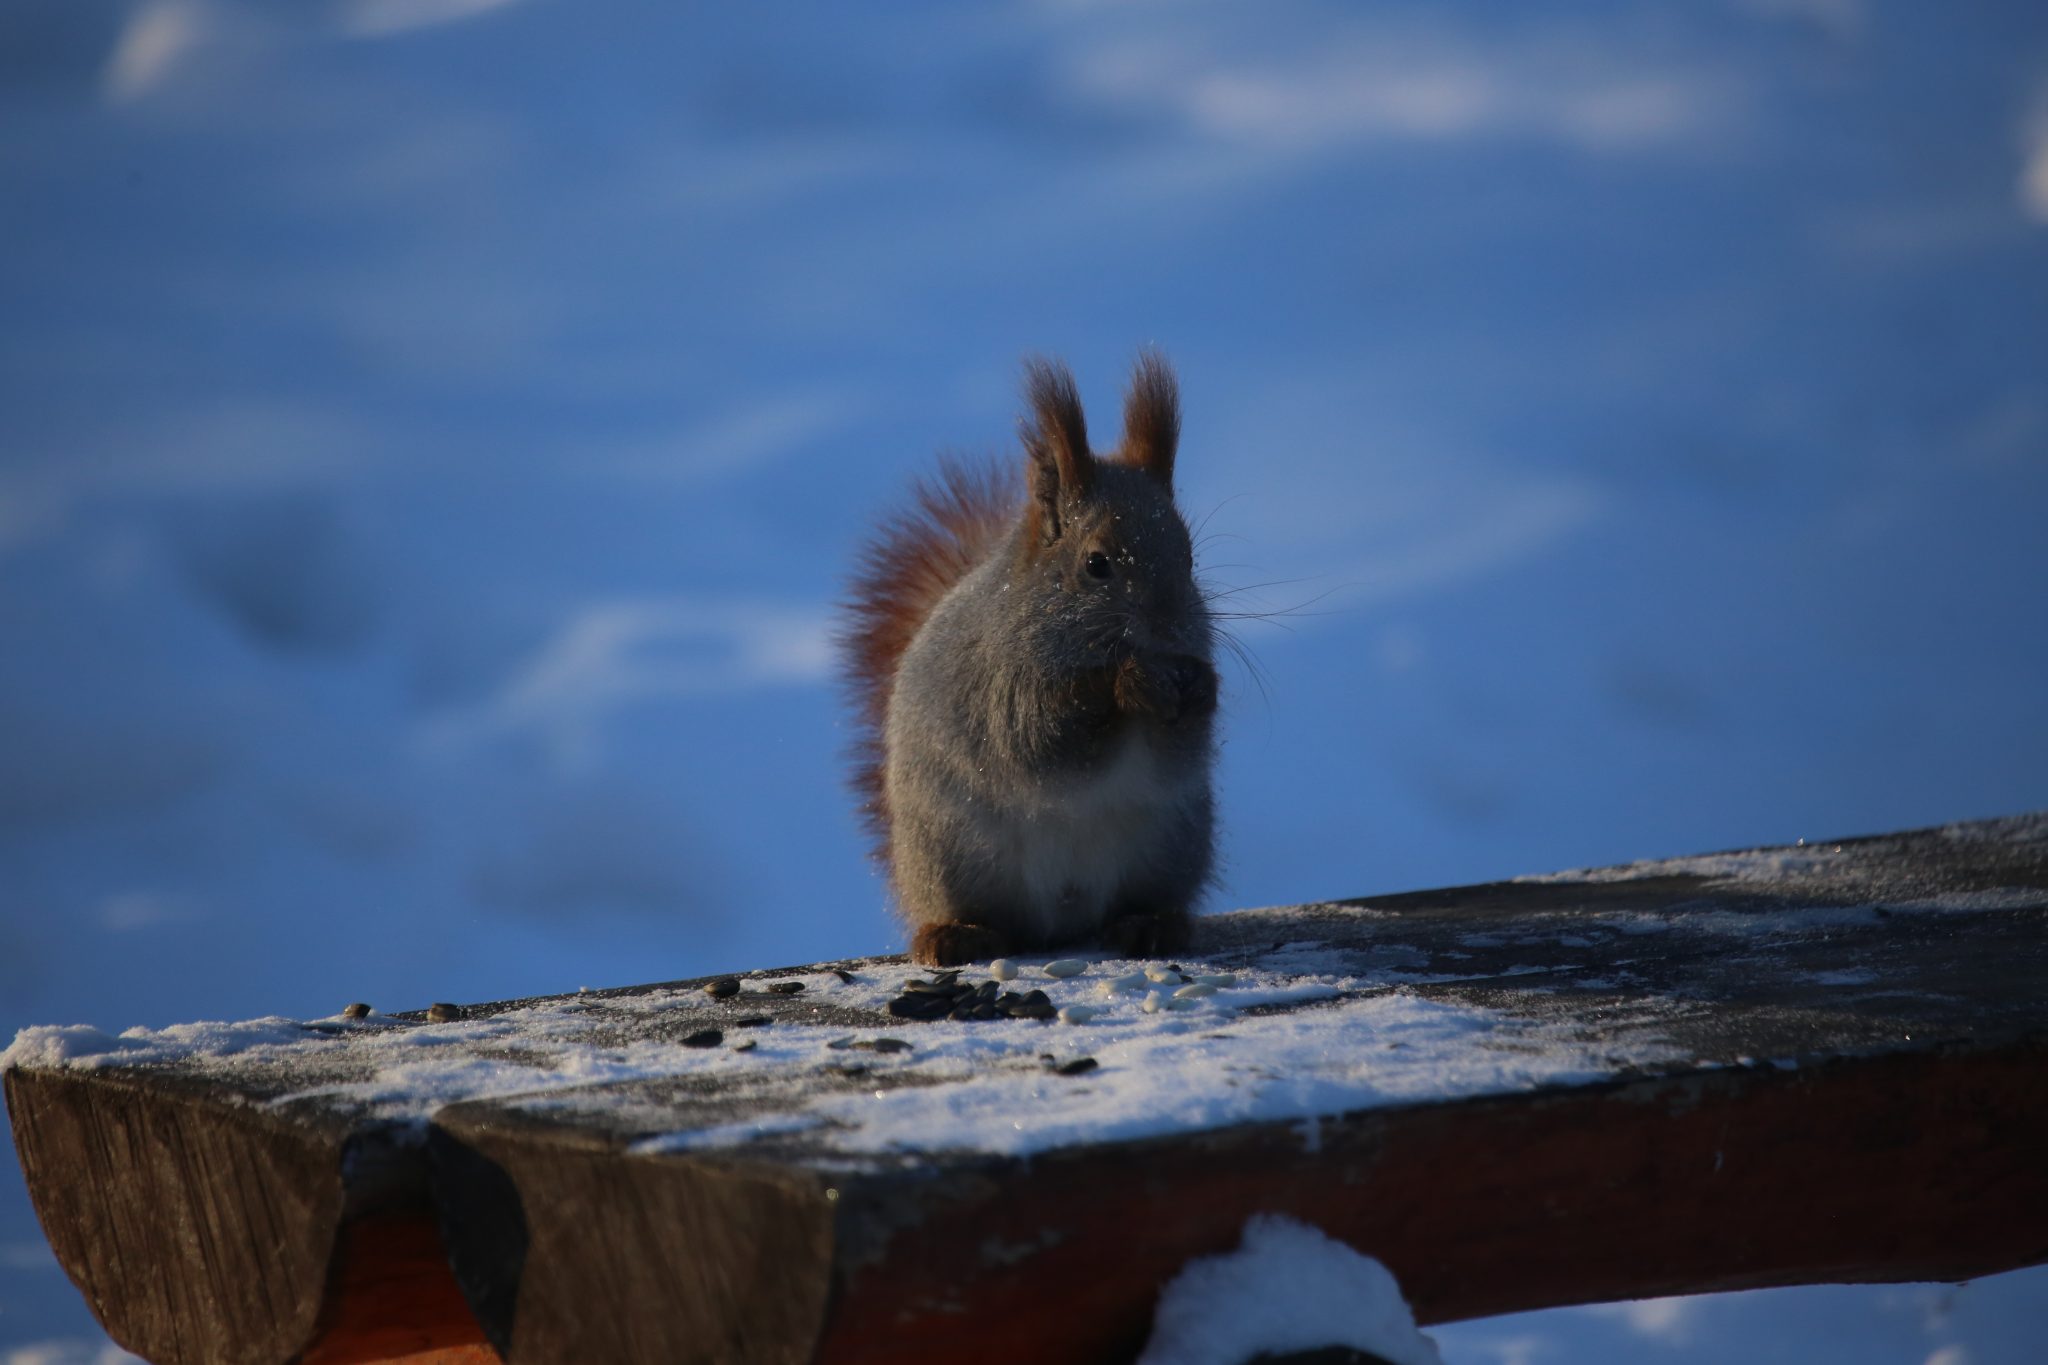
911, 922, 1012, 967
1102, 906, 1193, 959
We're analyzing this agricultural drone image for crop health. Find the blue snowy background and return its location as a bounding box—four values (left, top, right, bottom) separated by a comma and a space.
3, 1, 2045, 1360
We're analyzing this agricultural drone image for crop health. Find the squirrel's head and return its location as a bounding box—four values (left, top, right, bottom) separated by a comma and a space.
1016, 353, 1205, 655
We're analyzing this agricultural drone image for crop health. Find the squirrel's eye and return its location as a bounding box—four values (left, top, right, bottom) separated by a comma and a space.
1085, 551, 1113, 579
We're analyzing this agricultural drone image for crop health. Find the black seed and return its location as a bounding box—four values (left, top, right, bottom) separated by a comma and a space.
341, 1003, 371, 1020
706, 978, 741, 999
997, 991, 1023, 1007
950, 1005, 975, 1021
971, 1002, 997, 1021
681, 1029, 723, 1048
973, 980, 999, 1001
871, 1037, 913, 1053
1055, 1057, 1099, 1076
832, 968, 856, 983
765, 981, 806, 995
827, 1037, 859, 1050
734, 1015, 773, 1028
888, 994, 949, 1021
733, 1040, 757, 1052
1021, 989, 1050, 1006
904, 979, 956, 995
426, 1003, 463, 1023
1017, 1001, 1057, 1021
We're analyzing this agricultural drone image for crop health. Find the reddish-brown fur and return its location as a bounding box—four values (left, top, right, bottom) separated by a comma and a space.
838, 456, 1020, 871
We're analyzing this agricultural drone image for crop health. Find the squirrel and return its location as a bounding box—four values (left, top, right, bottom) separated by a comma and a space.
840, 352, 1219, 967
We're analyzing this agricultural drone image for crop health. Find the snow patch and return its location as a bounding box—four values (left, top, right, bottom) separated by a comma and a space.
1136, 1214, 1442, 1365
1, 1026, 134, 1069
1584, 1294, 1695, 1343
2, 1341, 145, 1365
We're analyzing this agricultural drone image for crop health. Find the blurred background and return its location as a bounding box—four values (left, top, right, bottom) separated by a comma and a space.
2, 0, 2044, 1360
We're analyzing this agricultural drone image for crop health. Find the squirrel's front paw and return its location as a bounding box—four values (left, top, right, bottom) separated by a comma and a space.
1166, 655, 1219, 722
1112, 654, 1170, 720
1115, 653, 1215, 724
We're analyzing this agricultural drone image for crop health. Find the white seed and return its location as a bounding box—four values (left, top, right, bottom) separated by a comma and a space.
1043, 959, 1087, 978
990, 959, 1019, 982
1173, 982, 1217, 999
1100, 972, 1149, 997
1195, 973, 1236, 988
1142, 991, 1166, 1014
1144, 964, 1178, 983
1058, 1005, 1099, 1025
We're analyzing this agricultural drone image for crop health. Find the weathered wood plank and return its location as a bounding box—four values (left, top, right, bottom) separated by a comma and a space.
429, 1122, 835, 1363
5, 813, 2045, 1364
3, 1069, 346, 1365
421, 1040, 2047, 1364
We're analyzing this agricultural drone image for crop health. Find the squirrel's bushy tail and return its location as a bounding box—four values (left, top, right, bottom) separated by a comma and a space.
839, 456, 1020, 865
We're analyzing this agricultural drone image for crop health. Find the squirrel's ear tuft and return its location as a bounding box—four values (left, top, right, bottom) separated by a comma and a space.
1020, 357, 1093, 538
1120, 349, 1180, 487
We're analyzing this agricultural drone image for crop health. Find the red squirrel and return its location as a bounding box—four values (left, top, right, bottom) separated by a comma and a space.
841, 353, 1219, 966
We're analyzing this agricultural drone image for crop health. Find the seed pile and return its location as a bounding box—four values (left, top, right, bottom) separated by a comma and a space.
887, 969, 1058, 1022
887, 960, 1242, 1026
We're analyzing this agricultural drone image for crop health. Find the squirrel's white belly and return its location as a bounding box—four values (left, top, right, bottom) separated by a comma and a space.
977, 731, 1187, 940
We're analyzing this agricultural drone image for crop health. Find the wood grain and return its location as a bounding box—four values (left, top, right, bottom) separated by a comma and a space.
4, 1069, 343, 1365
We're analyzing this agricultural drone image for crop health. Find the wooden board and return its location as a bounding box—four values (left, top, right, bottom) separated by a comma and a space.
6, 814, 2047, 1364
